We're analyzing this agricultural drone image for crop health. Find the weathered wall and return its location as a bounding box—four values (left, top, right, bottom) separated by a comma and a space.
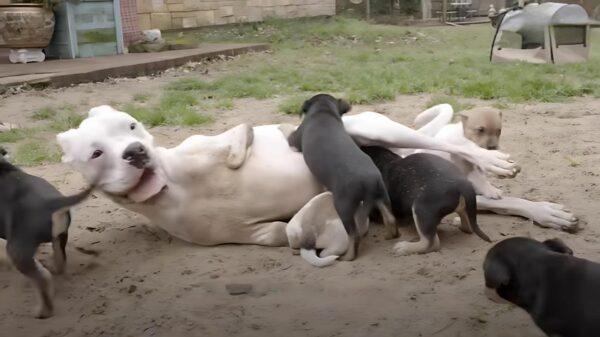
136, 0, 336, 31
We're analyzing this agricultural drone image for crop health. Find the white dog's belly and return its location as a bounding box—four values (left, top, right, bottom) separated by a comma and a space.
150, 125, 323, 245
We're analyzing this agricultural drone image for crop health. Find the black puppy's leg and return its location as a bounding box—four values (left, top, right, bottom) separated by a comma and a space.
7, 241, 54, 319
376, 200, 398, 240
392, 203, 441, 256
52, 211, 70, 275
334, 195, 362, 262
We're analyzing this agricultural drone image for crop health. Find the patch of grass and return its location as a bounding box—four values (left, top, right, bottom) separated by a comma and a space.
565, 156, 581, 167
160, 18, 600, 104
213, 98, 234, 110
426, 95, 474, 113
13, 140, 61, 166
278, 95, 308, 114
0, 128, 35, 143
121, 91, 212, 127
30, 104, 84, 131
133, 93, 151, 103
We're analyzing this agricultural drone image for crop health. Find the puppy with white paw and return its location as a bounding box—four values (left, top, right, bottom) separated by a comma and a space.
286, 192, 350, 267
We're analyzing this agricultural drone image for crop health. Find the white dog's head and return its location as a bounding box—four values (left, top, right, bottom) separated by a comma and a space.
57, 105, 166, 202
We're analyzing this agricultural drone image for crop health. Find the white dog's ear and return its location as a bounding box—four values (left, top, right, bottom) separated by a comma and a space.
88, 105, 116, 117
56, 129, 78, 163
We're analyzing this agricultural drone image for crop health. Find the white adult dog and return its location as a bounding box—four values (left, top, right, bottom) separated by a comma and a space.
412, 104, 578, 231
57, 105, 527, 246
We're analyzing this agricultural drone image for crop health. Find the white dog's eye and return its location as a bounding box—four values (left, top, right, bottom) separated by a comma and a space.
476, 127, 485, 133
91, 150, 103, 159
130, 123, 136, 130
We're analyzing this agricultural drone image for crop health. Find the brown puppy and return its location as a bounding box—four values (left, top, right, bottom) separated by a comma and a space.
460, 107, 503, 150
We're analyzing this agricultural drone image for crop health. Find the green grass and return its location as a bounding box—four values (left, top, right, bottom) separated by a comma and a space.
133, 93, 151, 103
161, 17, 600, 105
31, 104, 84, 131
119, 91, 212, 127
0, 128, 35, 143
278, 95, 308, 115
425, 95, 474, 113
12, 140, 62, 166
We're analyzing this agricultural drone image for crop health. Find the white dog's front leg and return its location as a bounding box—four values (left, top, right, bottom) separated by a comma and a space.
467, 167, 503, 199
343, 112, 520, 178
226, 123, 254, 169
476, 196, 579, 232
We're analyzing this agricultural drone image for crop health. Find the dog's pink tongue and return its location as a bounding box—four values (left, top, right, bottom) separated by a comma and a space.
128, 171, 166, 203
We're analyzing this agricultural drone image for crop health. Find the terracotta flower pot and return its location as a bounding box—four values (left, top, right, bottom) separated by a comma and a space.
0, 3, 55, 48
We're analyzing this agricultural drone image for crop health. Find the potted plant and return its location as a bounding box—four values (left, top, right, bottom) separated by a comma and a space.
0, 0, 60, 62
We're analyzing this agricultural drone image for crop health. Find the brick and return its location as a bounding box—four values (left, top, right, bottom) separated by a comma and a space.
219, 5, 234, 17
166, 0, 183, 3
150, 0, 168, 11
136, 0, 148, 13
183, 0, 201, 10
171, 11, 198, 18
182, 17, 198, 27
138, 13, 152, 30
167, 3, 185, 11
196, 10, 215, 25
171, 17, 183, 28
150, 12, 172, 29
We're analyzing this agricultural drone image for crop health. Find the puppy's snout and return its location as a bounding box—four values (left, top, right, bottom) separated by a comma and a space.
487, 145, 498, 150
122, 142, 149, 169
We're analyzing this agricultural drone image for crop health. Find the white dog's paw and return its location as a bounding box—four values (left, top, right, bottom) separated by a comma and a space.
392, 241, 418, 256
477, 184, 503, 200
476, 149, 521, 179
529, 202, 579, 233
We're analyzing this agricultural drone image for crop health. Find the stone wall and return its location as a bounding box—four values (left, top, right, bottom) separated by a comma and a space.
136, 0, 336, 30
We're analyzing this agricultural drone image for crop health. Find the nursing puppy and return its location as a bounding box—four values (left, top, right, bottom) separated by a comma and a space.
287, 94, 396, 261
0, 152, 98, 318
484, 237, 600, 337
363, 146, 491, 255
286, 192, 349, 267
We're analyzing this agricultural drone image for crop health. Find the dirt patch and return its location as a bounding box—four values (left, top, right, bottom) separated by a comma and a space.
0, 81, 599, 337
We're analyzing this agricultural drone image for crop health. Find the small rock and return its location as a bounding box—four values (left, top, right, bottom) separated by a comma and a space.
225, 283, 252, 295
128, 285, 137, 294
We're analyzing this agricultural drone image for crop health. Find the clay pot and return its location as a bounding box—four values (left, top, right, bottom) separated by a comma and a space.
0, 4, 55, 48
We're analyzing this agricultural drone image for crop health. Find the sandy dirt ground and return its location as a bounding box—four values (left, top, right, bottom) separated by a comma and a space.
0, 76, 599, 337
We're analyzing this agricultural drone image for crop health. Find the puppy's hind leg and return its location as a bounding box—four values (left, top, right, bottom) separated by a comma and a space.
51, 211, 70, 275
7, 241, 54, 319
393, 204, 440, 256
376, 200, 398, 240
334, 195, 362, 262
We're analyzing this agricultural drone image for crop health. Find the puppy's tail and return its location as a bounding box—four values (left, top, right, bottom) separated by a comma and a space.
300, 248, 339, 268
460, 181, 491, 243
45, 186, 96, 213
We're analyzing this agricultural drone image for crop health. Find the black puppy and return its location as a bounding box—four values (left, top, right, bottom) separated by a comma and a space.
362, 147, 490, 255
0, 152, 98, 318
484, 237, 600, 337
287, 94, 396, 261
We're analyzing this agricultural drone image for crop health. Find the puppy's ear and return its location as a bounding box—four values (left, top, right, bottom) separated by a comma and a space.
337, 99, 351, 115
484, 258, 510, 289
301, 98, 313, 114
543, 238, 574, 256
459, 111, 469, 124
88, 105, 116, 117
56, 129, 78, 163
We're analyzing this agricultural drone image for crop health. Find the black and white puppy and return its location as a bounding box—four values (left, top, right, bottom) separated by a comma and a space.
362, 147, 490, 255
0, 151, 98, 318
484, 237, 600, 337
287, 94, 396, 261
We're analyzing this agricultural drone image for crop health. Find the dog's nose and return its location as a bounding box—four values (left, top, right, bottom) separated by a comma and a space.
122, 142, 149, 169
487, 145, 498, 150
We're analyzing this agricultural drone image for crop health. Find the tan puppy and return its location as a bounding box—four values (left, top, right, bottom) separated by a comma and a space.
460, 107, 502, 150
414, 106, 505, 199
413, 104, 578, 232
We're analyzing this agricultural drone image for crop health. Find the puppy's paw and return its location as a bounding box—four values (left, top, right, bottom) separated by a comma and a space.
476, 149, 521, 178
392, 241, 418, 256
278, 123, 297, 139
35, 304, 53, 319
384, 228, 400, 240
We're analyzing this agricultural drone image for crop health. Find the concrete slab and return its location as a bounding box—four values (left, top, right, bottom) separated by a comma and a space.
0, 43, 269, 89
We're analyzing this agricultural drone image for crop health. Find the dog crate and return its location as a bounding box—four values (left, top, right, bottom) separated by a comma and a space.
490, 2, 600, 64
46, 0, 125, 59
